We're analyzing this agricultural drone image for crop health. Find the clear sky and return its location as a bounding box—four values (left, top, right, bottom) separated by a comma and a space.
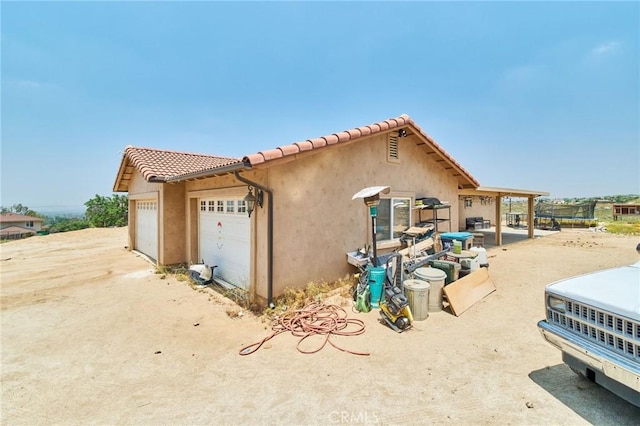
2, 1, 639, 213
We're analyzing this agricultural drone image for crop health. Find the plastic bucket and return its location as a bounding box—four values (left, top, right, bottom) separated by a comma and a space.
453, 240, 462, 254
470, 246, 488, 267
403, 279, 430, 321
367, 266, 385, 308
460, 258, 479, 272
414, 267, 447, 312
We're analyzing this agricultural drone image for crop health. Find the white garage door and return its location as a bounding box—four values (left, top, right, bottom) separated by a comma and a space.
199, 197, 250, 289
135, 200, 158, 261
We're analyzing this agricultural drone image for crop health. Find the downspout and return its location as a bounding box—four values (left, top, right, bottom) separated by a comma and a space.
234, 171, 275, 309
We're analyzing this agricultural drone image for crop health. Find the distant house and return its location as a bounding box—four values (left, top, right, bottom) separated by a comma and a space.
113, 114, 548, 306
612, 203, 640, 220
0, 213, 45, 240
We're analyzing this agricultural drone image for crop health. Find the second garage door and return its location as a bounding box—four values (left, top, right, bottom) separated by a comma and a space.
198, 197, 250, 290
135, 200, 158, 261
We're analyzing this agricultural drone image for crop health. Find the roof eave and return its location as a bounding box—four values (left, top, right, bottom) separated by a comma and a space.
112, 154, 130, 192
459, 186, 550, 197
405, 121, 480, 189
166, 161, 250, 183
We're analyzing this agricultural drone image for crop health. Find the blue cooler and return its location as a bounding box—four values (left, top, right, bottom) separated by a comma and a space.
440, 232, 473, 251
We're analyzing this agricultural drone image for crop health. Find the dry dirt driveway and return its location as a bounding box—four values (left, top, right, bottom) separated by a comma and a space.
1, 227, 639, 425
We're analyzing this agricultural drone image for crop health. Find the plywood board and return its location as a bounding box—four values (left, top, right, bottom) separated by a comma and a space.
403, 225, 434, 236
398, 237, 433, 258
443, 268, 496, 316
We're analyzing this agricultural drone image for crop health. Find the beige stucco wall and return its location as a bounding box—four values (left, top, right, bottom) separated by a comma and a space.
161, 183, 186, 265
261, 132, 460, 298
457, 196, 496, 231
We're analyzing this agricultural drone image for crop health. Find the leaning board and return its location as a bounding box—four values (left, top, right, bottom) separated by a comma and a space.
443, 267, 496, 316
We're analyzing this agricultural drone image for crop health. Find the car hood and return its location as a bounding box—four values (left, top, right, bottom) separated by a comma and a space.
546, 261, 640, 321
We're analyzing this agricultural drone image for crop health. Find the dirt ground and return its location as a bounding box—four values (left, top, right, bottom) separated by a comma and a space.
1, 227, 639, 425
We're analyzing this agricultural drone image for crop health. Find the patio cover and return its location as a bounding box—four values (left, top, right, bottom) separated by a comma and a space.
459, 186, 550, 246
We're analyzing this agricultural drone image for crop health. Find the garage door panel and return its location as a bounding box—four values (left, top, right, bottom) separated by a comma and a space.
135, 200, 158, 261
199, 198, 250, 290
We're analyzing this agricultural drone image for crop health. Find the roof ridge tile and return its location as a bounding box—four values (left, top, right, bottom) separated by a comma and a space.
335, 131, 351, 143
324, 134, 339, 145
294, 141, 313, 152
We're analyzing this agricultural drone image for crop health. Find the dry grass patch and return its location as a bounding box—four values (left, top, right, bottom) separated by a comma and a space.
603, 220, 640, 236
155, 264, 190, 283
157, 264, 358, 320
261, 274, 356, 320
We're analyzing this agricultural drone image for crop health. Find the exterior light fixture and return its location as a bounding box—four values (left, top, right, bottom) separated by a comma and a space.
244, 186, 263, 217
397, 129, 407, 138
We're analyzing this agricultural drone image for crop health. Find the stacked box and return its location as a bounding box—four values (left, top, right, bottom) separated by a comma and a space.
472, 233, 484, 247
427, 259, 461, 284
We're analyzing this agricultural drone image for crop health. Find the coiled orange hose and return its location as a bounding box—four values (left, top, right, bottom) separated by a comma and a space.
239, 302, 369, 356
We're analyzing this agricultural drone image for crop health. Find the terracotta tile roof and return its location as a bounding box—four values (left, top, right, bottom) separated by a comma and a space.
114, 146, 242, 191
0, 213, 44, 223
243, 114, 479, 188
114, 114, 479, 189
124, 146, 241, 181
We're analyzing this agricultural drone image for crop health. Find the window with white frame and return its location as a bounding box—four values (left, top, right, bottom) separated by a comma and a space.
217, 200, 224, 213
237, 199, 247, 214
226, 200, 235, 213
26, 221, 34, 227
376, 197, 411, 240
200, 200, 207, 211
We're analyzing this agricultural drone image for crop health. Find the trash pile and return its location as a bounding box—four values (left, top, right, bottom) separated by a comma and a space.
348, 187, 496, 332
348, 226, 496, 328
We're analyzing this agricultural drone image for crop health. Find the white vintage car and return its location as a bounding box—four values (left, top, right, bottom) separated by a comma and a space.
537, 260, 640, 407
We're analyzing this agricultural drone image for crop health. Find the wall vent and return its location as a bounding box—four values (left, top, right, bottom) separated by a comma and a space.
387, 133, 400, 163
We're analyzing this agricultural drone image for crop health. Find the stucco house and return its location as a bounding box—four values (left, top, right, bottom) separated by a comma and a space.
113, 114, 547, 306
0, 213, 44, 240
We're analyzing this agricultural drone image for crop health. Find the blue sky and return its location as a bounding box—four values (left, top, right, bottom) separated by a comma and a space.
2, 1, 639, 213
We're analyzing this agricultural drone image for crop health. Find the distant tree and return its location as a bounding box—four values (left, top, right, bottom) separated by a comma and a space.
0, 204, 43, 218
46, 216, 92, 233
84, 194, 128, 227
613, 194, 630, 203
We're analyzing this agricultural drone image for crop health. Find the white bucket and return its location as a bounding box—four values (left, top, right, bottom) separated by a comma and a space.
403, 279, 430, 321
460, 258, 479, 272
414, 267, 447, 312
470, 246, 488, 266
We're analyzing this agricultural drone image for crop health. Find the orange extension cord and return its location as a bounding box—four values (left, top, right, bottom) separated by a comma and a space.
239, 302, 370, 356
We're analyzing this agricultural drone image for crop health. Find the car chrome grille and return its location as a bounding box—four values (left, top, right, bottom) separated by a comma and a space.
547, 299, 640, 362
